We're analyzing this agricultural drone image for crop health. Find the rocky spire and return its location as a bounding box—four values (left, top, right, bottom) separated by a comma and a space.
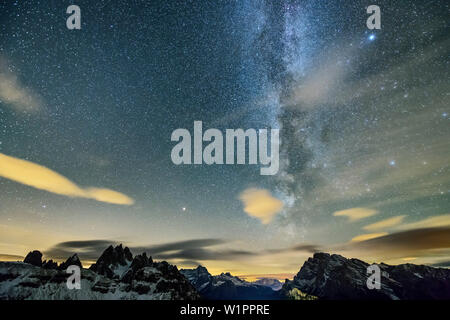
89, 244, 134, 278
59, 253, 83, 270
23, 250, 43, 267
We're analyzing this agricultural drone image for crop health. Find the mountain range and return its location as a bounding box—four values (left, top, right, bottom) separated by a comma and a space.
1, 246, 449, 300
0, 244, 198, 300
179, 265, 278, 299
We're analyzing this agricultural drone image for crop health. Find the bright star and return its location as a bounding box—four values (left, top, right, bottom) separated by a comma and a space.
182, 207, 186, 211
368, 34, 375, 41
389, 160, 396, 166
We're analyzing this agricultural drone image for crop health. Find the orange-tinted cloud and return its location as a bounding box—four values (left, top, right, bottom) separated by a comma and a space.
350, 227, 450, 255
395, 214, 450, 231
0, 253, 24, 261
333, 207, 378, 222
239, 188, 283, 224
0, 153, 134, 205
363, 215, 406, 231
351, 232, 388, 242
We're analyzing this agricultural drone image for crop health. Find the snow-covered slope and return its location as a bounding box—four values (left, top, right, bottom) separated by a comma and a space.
0, 245, 199, 300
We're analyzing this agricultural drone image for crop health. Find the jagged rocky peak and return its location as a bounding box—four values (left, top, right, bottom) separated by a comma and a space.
59, 254, 83, 270
1, 246, 199, 300
24, 251, 59, 269
89, 244, 134, 279
130, 252, 153, 270
179, 265, 212, 288
195, 265, 209, 274
23, 250, 43, 267
282, 252, 450, 300
182, 265, 211, 277
96, 244, 133, 266
42, 259, 58, 269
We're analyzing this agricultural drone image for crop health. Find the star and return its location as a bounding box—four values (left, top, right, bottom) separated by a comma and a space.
368, 34, 376, 41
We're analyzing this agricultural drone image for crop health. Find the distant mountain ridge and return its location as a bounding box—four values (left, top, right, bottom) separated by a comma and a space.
180, 265, 278, 299
253, 278, 283, 291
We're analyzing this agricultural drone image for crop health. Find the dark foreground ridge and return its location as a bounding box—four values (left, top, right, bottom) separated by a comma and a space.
282, 252, 450, 300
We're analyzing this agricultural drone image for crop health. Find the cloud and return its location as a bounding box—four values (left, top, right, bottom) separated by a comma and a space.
0, 58, 42, 112
333, 208, 378, 222
351, 232, 388, 242
0, 153, 134, 205
430, 260, 450, 268
395, 214, 450, 231
350, 227, 450, 256
289, 244, 321, 253
45, 238, 251, 263
238, 273, 295, 282
133, 239, 226, 255
363, 215, 406, 231
239, 188, 283, 224
134, 239, 256, 261
287, 47, 350, 110
0, 253, 24, 261
45, 240, 119, 260
178, 260, 202, 268
154, 248, 256, 261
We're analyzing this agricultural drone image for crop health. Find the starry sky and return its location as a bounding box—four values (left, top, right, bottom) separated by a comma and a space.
0, 0, 449, 278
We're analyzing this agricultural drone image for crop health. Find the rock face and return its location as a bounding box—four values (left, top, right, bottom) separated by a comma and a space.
179, 265, 212, 289
281, 252, 450, 300
0, 245, 199, 300
180, 266, 277, 299
42, 260, 58, 270
89, 244, 133, 279
23, 251, 43, 267
59, 254, 83, 270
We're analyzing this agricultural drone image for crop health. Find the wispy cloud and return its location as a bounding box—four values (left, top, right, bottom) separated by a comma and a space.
45, 240, 119, 260
351, 232, 388, 242
333, 208, 378, 222
395, 214, 450, 231
0, 57, 42, 112
0, 253, 24, 261
239, 188, 283, 224
133, 239, 226, 254
349, 227, 450, 258
0, 153, 134, 205
363, 215, 406, 231
45, 238, 255, 263
287, 45, 354, 110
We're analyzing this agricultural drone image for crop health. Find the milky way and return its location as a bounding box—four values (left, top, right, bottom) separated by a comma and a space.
0, 0, 449, 275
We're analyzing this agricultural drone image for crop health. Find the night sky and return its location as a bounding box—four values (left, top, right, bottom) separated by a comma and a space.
0, 0, 449, 278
